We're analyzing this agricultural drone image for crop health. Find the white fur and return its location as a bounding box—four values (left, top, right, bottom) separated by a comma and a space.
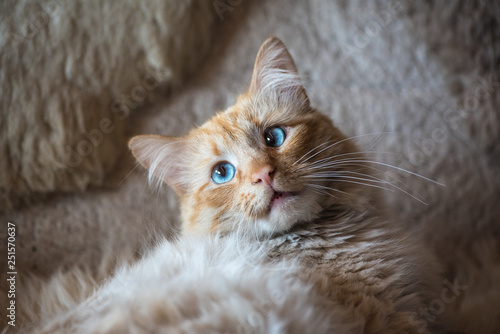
28, 236, 363, 334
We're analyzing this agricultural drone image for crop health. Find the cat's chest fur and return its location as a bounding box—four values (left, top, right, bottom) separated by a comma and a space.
266, 209, 389, 262
261, 209, 437, 332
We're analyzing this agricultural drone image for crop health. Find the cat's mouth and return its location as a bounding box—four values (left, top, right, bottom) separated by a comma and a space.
269, 191, 296, 211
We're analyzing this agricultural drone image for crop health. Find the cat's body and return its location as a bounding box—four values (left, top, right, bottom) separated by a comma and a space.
18, 37, 442, 334
27, 212, 439, 334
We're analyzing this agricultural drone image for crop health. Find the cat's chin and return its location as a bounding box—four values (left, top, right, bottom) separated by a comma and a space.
256, 190, 322, 236
268, 191, 296, 212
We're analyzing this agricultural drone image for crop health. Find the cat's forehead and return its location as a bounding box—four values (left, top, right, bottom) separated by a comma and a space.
194, 106, 264, 150
188, 96, 312, 161
209, 107, 256, 134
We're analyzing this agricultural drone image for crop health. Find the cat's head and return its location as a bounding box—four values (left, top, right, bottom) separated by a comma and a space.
129, 37, 366, 236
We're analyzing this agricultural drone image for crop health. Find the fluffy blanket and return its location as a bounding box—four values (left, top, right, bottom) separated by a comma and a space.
0, 0, 216, 209
1, 1, 499, 333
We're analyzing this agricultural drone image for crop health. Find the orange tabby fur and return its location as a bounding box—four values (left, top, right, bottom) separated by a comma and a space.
130, 36, 368, 237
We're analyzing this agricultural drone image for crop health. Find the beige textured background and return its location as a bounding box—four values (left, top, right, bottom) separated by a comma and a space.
1, 1, 499, 332
0, 0, 217, 209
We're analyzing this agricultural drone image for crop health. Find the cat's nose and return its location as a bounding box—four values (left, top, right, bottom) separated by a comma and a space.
251, 165, 275, 186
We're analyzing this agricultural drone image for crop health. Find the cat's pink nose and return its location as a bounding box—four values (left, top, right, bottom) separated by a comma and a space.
251, 165, 275, 186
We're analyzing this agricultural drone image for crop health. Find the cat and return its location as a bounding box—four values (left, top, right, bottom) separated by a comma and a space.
19, 37, 442, 334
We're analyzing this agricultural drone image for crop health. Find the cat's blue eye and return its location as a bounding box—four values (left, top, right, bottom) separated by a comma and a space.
264, 127, 286, 147
211, 162, 236, 184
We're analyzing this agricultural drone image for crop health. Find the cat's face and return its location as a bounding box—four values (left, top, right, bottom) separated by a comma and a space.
130, 37, 363, 236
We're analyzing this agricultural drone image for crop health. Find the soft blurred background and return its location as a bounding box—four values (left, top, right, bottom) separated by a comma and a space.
1, 1, 499, 332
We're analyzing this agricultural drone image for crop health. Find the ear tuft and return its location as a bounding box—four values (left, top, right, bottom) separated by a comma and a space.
249, 36, 309, 107
128, 135, 188, 195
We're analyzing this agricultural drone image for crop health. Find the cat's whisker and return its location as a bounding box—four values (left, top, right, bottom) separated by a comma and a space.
311, 169, 376, 177
307, 169, 393, 183
301, 158, 435, 204
300, 159, 367, 172
293, 140, 336, 166
363, 123, 388, 152
312, 159, 444, 186
314, 163, 402, 187
342, 169, 428, 201
303, 172, 429, 205
304, 152, 364, 169
306, 183, 349, 196
303, 174, 387, 185
305, 184, 341, 200
328, 170, 400, 185
308, 181, 420, 204
305, 151, 399, 170
118, 162, 144, 186
315, 178, 392, 192
296, 132, 398, 166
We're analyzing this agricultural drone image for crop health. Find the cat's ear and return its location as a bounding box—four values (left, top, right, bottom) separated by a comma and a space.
128, 135, 188, 196
249, 36, 309, 107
